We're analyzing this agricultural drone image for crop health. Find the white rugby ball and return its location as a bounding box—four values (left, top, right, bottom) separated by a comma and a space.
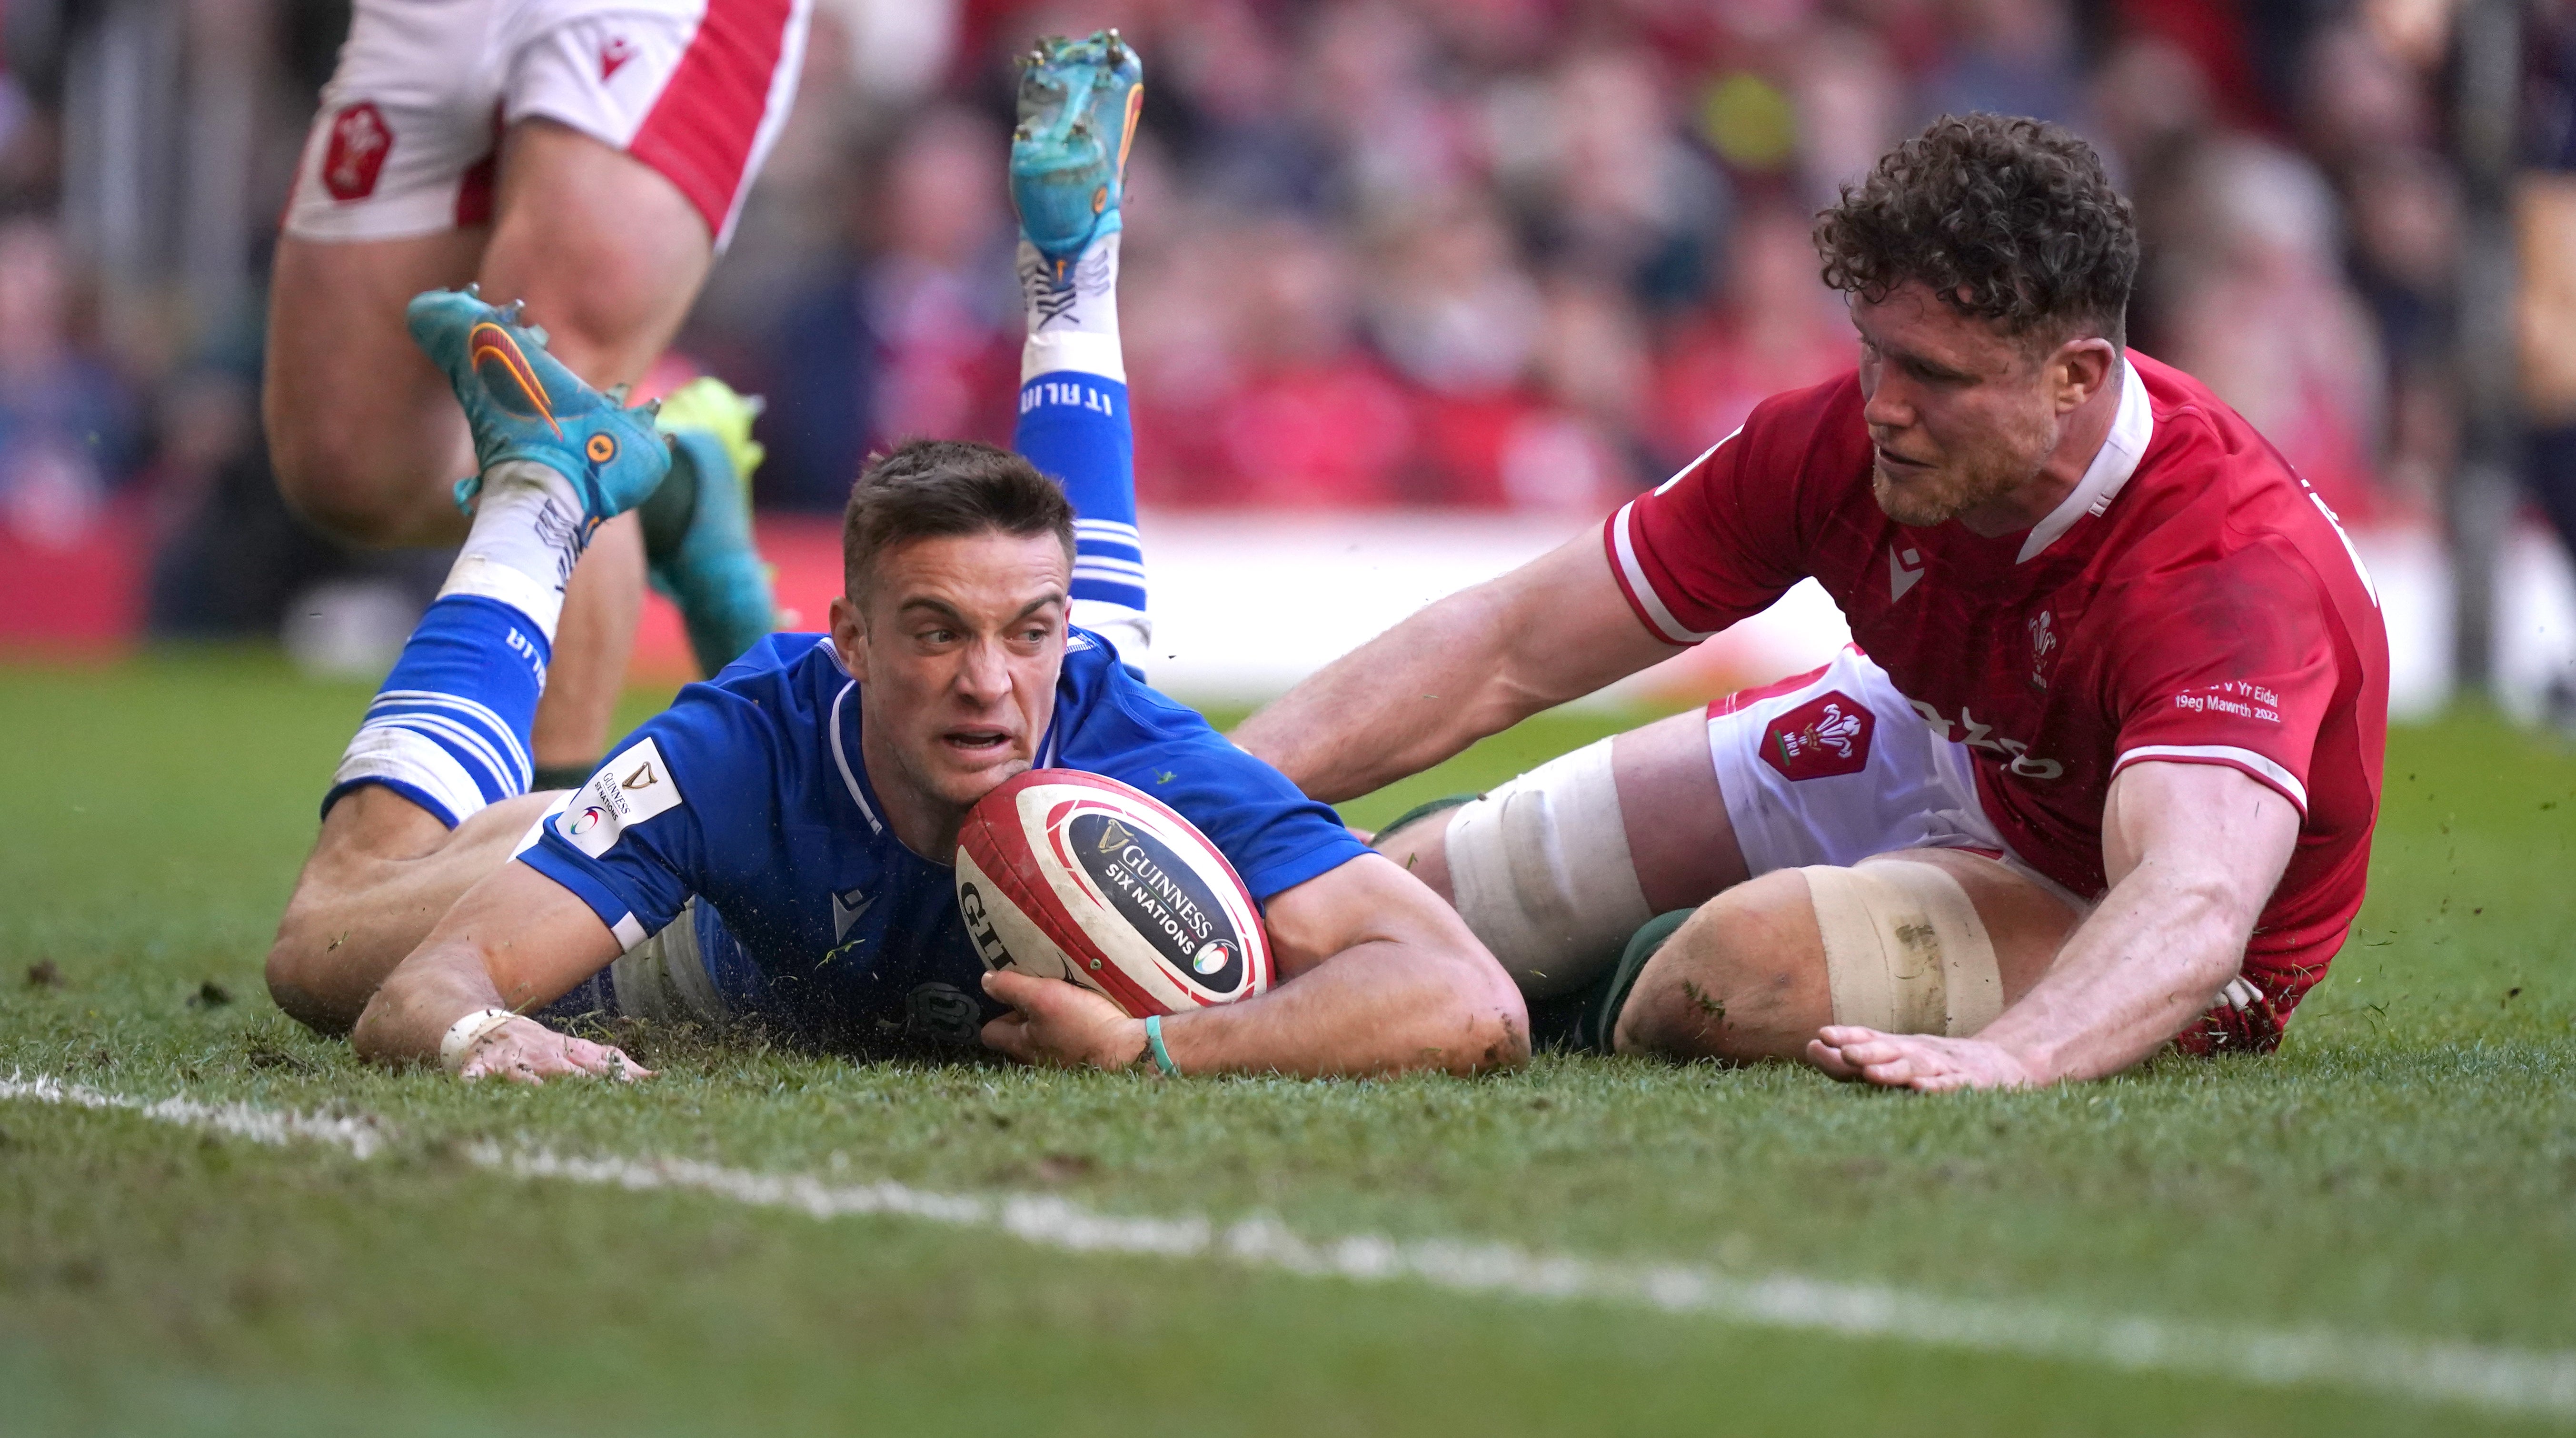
955, 768, 1273, 1017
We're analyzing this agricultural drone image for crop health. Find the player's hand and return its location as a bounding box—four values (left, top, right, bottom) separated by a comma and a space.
456, 1016, 654, 1085
980, 970, 1149, 1071
1805, 1026, 2036, 1092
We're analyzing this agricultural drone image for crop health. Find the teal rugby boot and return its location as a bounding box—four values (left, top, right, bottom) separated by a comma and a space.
1009, 29, 1143, 274
641, 376, 779, 676
407, 287, 669, 526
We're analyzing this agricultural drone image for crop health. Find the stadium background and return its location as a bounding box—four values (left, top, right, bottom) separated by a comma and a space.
7, 7, 2576, 1434
0, 0, 2570, 717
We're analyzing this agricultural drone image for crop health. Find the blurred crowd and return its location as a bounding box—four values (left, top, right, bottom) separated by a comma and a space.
1, 0, 2572, 639
704, 0, 2522, 524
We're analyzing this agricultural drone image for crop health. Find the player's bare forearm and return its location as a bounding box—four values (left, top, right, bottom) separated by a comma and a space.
1169, 854, 1527, 1074
1973, 762, 2298, 1083
1809, 763, 2299, 1091
1162, 939, 1527, 1078
1199, 852, 1527, 1075
1235, 535, 1674, 802
351, 862, 624, 1070
1233, 584, 1531, 802
983, 854, 1530, 1077
349, 939, 512, 1067
1969, 863, 2254, 1082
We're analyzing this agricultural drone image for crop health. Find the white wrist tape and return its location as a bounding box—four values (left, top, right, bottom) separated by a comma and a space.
438, 1007, 521, 1074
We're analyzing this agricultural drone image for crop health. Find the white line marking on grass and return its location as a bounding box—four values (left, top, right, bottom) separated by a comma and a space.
10, 1071, 2576, 1420
0, 1071, 391, 1158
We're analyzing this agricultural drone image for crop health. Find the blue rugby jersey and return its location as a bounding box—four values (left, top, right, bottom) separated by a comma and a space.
516, 630, 1366, 1050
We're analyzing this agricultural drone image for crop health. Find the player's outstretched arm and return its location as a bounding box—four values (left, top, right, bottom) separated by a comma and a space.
982, 853, 1530, 1078
350, 862, 646, 1083
1808, 761, 2300, 1090
1233, 535, 1679, 803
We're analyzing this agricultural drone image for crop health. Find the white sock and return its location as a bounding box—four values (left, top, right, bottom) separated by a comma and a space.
437, 460, 587, 639
1019, 234, 1124, 384
1071, 600, 1151, 661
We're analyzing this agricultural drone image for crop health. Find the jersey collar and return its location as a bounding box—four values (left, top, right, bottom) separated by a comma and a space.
813, 637, 890, 835
2015, 355, 2153, 564
826, 679, 886, 836
1029, 630, 1098, 773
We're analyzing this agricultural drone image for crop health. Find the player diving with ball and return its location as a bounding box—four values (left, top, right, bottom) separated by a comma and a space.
262, 34, 1527, 1083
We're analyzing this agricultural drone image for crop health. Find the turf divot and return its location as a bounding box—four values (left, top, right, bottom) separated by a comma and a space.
8, 1069, 2573, 1422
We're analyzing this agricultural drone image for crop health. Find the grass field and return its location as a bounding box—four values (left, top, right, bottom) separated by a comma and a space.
4, 652, 2574, 1436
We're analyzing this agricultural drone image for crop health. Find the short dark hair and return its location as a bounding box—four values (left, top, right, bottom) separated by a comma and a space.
1815, 113, 2137, 350
841, 439, 1076, 599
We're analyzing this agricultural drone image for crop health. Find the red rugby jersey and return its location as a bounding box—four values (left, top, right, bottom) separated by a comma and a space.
1605, 354, 2387, 1006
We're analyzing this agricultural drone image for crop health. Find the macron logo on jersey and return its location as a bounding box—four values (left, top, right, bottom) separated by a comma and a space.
1888, 545, 1926, 603
831, 888, 875, 942
559, 736, 684, 857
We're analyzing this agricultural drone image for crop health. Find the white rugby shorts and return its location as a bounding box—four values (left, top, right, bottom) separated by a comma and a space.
1706, 646, 2083, 909
283, 0, 811, 250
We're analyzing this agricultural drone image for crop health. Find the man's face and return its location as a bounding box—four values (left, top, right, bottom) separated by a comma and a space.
833, 530, 1071, 818
1850, 282, 2066, 529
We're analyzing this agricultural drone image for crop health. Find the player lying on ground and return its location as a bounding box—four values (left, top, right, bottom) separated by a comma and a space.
1235, 114, 2388, 1092
268, 0, 802, 785
263, 34, 1525, 1083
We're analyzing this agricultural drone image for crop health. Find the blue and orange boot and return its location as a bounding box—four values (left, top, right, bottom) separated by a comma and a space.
406, 286, 670, 526
1009, 29, 1143, 276
642, 376, 779, 677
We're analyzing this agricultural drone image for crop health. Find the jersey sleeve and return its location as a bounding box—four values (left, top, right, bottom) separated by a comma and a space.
1067, 665, 1371, 902
515, 684, 778, 947
1602, 391, 1820, 645
2104, 542, 2343, 816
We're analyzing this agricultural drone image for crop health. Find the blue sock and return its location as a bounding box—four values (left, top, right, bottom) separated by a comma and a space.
1016, 369, 1148, 632
325, 594, 547, 827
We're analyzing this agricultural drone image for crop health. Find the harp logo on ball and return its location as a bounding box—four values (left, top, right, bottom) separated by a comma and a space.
1066, 811, 1246, 995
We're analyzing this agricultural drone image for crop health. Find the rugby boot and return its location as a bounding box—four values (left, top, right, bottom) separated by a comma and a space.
406, 287, 669, 526
641, 376, 779, 676
1009, 29, 1143, 274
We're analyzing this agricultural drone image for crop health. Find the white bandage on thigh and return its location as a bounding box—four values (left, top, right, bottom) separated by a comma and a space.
1802, 860, 2004, 1036
1442, 737, 1653, 999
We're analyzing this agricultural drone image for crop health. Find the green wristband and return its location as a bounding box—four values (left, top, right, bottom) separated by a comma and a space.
1144, 1014, 1180, 1077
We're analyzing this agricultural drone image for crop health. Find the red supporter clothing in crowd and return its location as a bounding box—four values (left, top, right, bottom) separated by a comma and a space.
1651, 309, 1850, 475
1138, 357, 1412, 509
1604, 354, 2388, 1041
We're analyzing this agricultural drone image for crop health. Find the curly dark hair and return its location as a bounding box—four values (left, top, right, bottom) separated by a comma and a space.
1815, 113, 2137, 349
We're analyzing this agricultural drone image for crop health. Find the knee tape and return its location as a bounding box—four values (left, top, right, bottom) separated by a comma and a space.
1443, 736, 1652, 999
1802, 860, 2003, 1036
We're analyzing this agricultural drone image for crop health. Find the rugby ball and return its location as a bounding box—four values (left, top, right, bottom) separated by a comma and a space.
955, 769, 1273, 1016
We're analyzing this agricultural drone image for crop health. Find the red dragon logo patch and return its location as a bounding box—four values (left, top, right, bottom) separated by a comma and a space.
1760, 691, 1875, 781
322, 102, 392, 202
